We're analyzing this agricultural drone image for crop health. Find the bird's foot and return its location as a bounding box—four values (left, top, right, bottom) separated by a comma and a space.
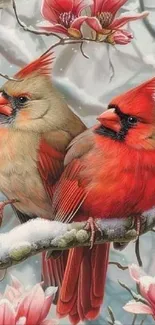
132, 214, 146, 241
0, 199, 19, 226
84, 217, 102, 249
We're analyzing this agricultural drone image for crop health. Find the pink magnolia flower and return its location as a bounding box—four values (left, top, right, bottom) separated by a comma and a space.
40, 0, 91, 38
123, 264, 155, 318
0, 275, 58, 325
86, 0, 149, 44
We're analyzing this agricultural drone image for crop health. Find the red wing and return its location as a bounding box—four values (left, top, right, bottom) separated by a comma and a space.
52, 159, 88, 223
52, 129, 94, 223
38, 139, 64, 202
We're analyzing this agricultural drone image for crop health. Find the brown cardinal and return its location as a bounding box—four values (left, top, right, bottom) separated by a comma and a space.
50, 77, 155, 324
0, 50, 86, 290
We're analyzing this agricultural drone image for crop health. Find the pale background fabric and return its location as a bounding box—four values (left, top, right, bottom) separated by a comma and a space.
0, 0, 155, 324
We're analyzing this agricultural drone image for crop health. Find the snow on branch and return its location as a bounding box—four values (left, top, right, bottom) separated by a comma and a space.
0, 208, 155, 269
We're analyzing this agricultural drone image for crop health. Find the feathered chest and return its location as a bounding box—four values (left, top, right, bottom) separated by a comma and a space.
81, 141, 155, 218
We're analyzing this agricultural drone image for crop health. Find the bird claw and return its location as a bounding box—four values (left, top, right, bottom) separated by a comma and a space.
84, 217, 102, 249
0, 199, 19, 226
132, 214, 146, 242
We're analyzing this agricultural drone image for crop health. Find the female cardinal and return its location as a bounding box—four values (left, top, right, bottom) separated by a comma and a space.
51, 77, 155, 324
0, 50, 86, 293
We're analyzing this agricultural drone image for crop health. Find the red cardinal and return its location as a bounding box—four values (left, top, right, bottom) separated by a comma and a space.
0, 50, 86, 291
51, 77, 155, 324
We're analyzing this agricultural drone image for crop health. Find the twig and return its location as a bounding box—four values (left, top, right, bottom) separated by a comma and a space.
0, 213, 154, 269
139, 316, 147, 325
135, 237, 143, 267
109, 261, 128, 270
12, 0, 62, 39
119, 281, 148, 305
107, 306, 115, 325
107, 44, 115, 82
80, 42, 89, 59
0, 73, 21, 82
11, 0, 103, 58
131, 315, 137, 325
139, 0, 155, 38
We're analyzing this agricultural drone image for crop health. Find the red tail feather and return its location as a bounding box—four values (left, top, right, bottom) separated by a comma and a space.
15, 51, 54, 78
57, 243, 110, 324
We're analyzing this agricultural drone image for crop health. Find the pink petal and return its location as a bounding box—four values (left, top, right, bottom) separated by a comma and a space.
91, 0, 107, 15
10, 275, 24, 293
129, 264, 146, 283
86, 16, 102, 32
39, 24, 68, 34
139, 276, 154, 299
123, 301, 153, 315
109, 11, 149, 29
3, 286, 20, 302
40, 320, 59, 325
39, 296, 53, 321
45, 0, 73, 13
41, 0, 59, 23
113, 30, 133, 44
71, 16, 87, 29
16, 317, 26, 325
16, 284, 45, 325
72, 0, 92, 15
101, 0, 127, 15
0, 300, 16, 325
148, 283, 155, 306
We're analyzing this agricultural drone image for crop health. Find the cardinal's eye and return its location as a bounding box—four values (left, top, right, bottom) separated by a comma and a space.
17, 96, 29, 104
127, 116, 138, 125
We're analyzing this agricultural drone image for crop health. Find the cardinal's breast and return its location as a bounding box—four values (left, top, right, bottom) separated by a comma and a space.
0, 129, 53, 218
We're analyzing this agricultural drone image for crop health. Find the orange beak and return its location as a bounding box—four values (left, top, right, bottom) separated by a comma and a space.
0, 94, 12, 116
97, 108, 121, 132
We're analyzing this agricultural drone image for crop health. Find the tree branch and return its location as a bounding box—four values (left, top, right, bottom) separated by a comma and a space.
0, 212, 154, 269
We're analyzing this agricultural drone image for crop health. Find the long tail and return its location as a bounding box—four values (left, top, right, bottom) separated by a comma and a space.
42, 251, 68, 302
57, 243, 110, 324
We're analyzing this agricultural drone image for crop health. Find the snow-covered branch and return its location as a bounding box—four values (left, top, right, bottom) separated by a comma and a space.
0, 209, 155, 269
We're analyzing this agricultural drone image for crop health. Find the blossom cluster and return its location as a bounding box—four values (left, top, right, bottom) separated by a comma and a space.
40, 0, 148, 45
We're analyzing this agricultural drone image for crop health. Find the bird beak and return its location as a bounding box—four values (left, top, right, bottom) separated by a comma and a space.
97, 108, 120, 132
0, 95, 12, 116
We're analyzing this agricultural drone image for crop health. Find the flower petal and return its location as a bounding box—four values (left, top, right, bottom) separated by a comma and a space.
129, 264, 146, 283
40, 320, 59, 325
3, 285, 20, 302
41, 0, 59, 23
0, 300, 16, 325
10, 275, 24, 293
123, 301, 153, 315
73, 0, 92, 15
71, 16, 87, 29
148, 283, 155, 305
101, 0, 127, 15
91, 0, 107, 15
16, 284, 45, 325
39, 24, 68, 34
109, 11, 149, 29
16, 317, 26, 325
139, 276, 155, 299
39, 296, 53, 321
44, 0, 73, 13
86, 16, 102, 32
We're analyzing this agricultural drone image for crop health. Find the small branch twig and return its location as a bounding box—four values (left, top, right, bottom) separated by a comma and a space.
107, 306, 116, 325
135, 237, 143, 267
0, 212, 154, 270
119, 281, 148, 305
0, 73, 21, 82
131, 315, 137, 325
109, 261, 128, 271
139, 0, 155, 38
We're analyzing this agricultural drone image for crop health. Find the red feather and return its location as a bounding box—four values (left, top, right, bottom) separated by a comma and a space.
38, 139, 66, 295
38, 139, 64, 201
15, 51, 54, 79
